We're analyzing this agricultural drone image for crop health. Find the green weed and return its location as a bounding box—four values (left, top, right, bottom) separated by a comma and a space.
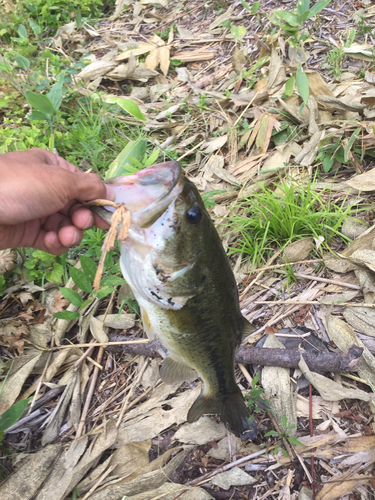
323, 29, 356, 79
227, 179, 356, 268
265, 415, 304, 457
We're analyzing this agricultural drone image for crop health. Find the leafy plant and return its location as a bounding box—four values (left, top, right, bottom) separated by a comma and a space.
23, 249, 65, 284
247, 372, 271, 423
54, 253, 125, 321
269, 0, 332, 34
265, 415, 304, 457
323, 29, 356, 78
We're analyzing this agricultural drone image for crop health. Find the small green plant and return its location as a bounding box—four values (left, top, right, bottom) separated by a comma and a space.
269, 0, 332, 34
25, 71, 67, 151
265, 415, 304, 457
357, 16, 374, 37
23, 249, 65, 284
55, 253, 125, 321
247, 372, 271, 423
201, 190, 227, 209
323, 29, 356, 78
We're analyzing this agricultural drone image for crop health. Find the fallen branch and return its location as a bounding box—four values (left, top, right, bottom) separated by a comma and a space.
107, 335, 363, 373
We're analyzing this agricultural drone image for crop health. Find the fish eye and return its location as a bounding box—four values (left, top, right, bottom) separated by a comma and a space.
186, 204, 202, 224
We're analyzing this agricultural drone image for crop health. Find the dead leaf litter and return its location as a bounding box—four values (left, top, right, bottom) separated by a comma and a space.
2, 0, 375, 498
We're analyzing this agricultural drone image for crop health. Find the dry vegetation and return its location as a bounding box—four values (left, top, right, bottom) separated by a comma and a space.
2, 0, 375, 498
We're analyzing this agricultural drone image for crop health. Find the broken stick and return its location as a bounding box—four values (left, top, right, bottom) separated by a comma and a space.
106, 335, 363, 374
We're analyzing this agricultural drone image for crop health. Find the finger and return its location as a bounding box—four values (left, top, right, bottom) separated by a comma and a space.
30, 148, 80, 173
67, 172, 110, 203
26, 230, 69, 255
57, 225, 83, 248
70, 206, 95, 230
41, 213, 72, 232
93, 213, 110, 229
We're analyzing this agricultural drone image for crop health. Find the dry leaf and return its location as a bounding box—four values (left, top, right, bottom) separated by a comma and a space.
0, 351, 43, 413
0, 444, 62, 500
283, 238, 314, 263
51, 290, 69, 314
173, 416, 226, 445
94, 205, 131, 290
210, 467, 257, 490
326, 314, 375, 386
0, 249, 16, 274
173, 47, 215, 63
298, 357, 370, 402
262, 335, 297, 436
202, 135, 228, 154
90, 316, 109, 343
77, 60, 117, 81
232, 47, 246, 75
346, 167, 375, 191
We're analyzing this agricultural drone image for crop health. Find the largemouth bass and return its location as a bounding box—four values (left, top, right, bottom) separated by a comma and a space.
97, 161, 257, 439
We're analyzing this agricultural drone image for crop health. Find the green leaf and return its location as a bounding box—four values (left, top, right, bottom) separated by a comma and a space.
13, 54, 30, 69
251, 1, 260, 14
296, 64, 309, 105
17, 24, 28, 40
296, 0, 310, 16
231, 25, 246, 41
45, 262, 64, 283
32, 250, 55, 263
47, 71, 66, 112
307, 0, 331, 19
28, 110, 49, 121
274, 10, 301, 27
284, 75, 295, 97
59, 287, 84, 307
106, 97, 146, 121
240, 0, 251, 11
129, 157, 144, 169
80, 255, 98, 281
76, 10, 82, 27
323, 155, 334, 172
54, 310, 80, 320
29, 20, 41, 35
344, 126, 361, 162
105, 139, 147, 179
25, 91, 55, 115
282, 415, 288, 427
0, 398, 32, 432
69, 267, 92, 293
143, 149, 160, 168
264, 430, 278, 436
0, 61, 10, 72
96, 286, 114, 299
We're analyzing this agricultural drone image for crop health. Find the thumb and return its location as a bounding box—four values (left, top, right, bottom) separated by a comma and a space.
68, 171, 114, 202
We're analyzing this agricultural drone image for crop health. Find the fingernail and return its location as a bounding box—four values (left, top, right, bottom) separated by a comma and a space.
106, 185, 116, 201
50, 234, 62, 248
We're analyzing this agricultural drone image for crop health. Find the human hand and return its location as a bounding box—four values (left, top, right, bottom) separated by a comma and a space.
0, 148, 114, 255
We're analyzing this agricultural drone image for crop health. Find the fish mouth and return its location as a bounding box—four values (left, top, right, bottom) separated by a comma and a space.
97, 161, 183, 228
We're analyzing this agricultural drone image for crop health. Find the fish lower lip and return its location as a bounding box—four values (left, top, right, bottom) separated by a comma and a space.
97, 161, 183, 226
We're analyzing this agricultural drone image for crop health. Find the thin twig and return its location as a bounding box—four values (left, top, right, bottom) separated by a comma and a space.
76, 346, 104, 439
294, 273, 361, 290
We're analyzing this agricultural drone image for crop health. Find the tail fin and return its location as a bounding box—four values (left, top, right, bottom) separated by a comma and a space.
187, 391, 257, 440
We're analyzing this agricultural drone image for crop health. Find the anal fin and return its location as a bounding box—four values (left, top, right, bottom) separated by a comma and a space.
160, 356, 197, 384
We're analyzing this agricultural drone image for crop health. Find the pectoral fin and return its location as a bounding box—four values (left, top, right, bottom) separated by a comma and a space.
243, 317, 256, 337
160, 356, 197, 384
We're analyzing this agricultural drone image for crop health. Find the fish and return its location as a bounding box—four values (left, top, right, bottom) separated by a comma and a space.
96, 161, 257, 439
